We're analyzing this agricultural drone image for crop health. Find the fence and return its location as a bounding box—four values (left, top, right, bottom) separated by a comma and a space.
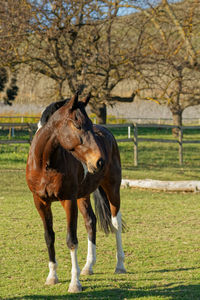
0, 123, 37, 144
0, 122, 200, 166
104, 123, 200, 166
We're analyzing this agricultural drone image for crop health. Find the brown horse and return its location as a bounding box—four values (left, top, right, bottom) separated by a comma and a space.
26, 91, 126, 293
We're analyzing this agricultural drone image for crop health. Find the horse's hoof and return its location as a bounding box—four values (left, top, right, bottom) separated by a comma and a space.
68, 283, 82, 293
115, 268, 127, 274
45, 277, 59, 285
81, 268, 93, 275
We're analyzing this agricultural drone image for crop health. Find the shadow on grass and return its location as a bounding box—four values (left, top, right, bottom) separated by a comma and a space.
5, 284, 200, 300
146, 267, 200, 274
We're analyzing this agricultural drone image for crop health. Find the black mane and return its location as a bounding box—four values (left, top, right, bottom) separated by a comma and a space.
39, 98, 70, 128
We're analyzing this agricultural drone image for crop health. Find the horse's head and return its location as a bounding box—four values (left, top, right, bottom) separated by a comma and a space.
54, 91, 105, 174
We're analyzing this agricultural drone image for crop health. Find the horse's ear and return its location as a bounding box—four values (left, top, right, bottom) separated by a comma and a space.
69, 91, 79, 110
81, 92, 91, 107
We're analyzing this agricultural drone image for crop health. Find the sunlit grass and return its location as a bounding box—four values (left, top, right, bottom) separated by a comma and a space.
1, 170, 200, 299
0, 125, 200, 299
0, 144, 29, 169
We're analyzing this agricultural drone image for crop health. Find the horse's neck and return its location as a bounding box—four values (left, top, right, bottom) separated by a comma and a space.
33, 126, 58, 167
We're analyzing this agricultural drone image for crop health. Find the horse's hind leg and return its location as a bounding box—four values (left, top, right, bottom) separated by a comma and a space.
33, 195, 58, 285
78, 196, 96, 275
101, 183, 126, 274
112, 210, 126, 274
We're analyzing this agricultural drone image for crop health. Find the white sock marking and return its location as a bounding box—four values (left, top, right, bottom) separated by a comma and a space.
112, 211, 126, 272
69, 247, 82, 291
87, 239, 96, 265
82, 239, 96, 274
45, 260, 58, 284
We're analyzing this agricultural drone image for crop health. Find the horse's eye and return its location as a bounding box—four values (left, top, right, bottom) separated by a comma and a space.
74, 123, 81, 130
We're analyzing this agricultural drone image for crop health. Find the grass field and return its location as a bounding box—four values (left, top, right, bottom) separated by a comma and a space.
1, 169, 200, 299
0, 126, 200, 299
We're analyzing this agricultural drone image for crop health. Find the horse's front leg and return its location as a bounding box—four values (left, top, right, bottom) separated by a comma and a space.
78, 197, 96, 275
33, 195, 58, 285
61, 199, 82, 293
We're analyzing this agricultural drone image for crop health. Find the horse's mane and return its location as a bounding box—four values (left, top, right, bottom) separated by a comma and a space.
38, 98, 70, 129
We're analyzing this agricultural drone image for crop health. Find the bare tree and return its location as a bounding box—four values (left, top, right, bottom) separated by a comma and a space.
0, 0, 31, 66
1, 0, 135, 122
126, 0, 200, 130
0, 0, 30, 105
3, 0, 199, 126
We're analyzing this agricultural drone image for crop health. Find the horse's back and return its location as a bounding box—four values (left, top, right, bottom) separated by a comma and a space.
93, 124, 120, 157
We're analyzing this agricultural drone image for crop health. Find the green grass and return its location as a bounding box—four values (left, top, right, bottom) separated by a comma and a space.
0, 127, 200, 299
0, 144, 29, 169
1, 169, 200, 299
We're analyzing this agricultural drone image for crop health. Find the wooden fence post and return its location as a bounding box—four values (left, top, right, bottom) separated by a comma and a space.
178, 127, 183, 165
8, 127, 11, 139
133, 123, 138, 166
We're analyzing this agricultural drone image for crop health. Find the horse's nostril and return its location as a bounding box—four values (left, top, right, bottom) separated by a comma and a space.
96, 158, 105, 170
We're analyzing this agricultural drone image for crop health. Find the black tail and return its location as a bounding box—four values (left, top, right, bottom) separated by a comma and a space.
93, 186, 114, 234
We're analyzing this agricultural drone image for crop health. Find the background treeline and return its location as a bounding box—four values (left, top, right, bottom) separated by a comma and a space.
0, 0, 200, 126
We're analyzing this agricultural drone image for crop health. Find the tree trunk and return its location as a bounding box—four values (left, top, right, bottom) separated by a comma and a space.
171, 110, 183, 137
89, 92, 135, 124
90, 103, 107, 124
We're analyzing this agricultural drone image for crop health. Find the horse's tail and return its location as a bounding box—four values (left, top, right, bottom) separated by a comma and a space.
93, 186, 114, 234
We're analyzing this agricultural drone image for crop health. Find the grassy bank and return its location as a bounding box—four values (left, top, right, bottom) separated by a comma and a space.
1, 169, 200, 299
